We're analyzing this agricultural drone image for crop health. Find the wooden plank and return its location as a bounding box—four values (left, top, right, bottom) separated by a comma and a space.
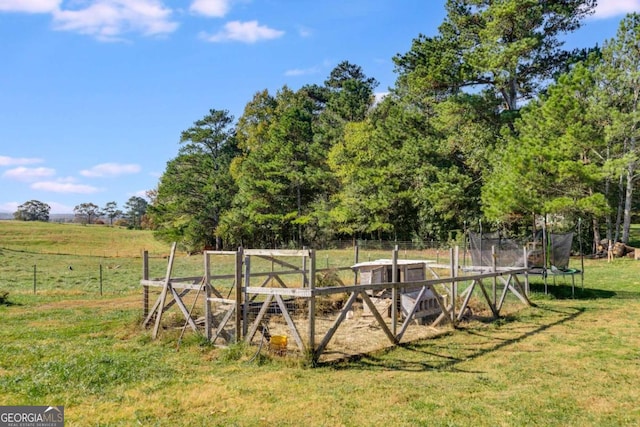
244, 294, 274, 344
308, 249, 316, 356
207, 297, 236, 304
244, 249, 311, 257
457, 280, 478, 321
211, 305, 234, 344
272, 274, 288, 288
497, 275, 511, 312
208, 284, 224, 299
170, 284, 198, 332
152, 242, 177, 339
397, 285, 429, 341
391, 247, 398, 337
204, 250, 237, 255
143, 251, 149, 319
361, 292, 397, 344
245, 287, 312, 297
311, 268, 530, 297
204, 252, 212, 341
508, 274, 532, 305
497, 274, 530, 308
242, 255, 250, 338
162, 289, 191, 312
256, 254, 301, 271
430, 291, 454, 327
315, 291, 359, 358
275, 294, 305, 352
474, 278, 499, 318
141, 280, 203, 290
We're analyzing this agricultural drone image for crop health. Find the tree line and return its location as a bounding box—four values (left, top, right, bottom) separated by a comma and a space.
14, 196, 149, 229
145, 3, 640, 251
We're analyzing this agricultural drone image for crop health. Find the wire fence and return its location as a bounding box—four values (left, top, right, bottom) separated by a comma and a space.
0, 241, 462, 297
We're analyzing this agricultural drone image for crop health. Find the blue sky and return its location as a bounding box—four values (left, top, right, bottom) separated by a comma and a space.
0, 0, 638, 214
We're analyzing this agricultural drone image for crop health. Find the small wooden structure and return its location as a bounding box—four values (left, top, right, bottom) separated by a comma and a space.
351, 259, 444, 322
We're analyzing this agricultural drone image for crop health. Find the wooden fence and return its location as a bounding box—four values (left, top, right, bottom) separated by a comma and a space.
141, 245, 532, 364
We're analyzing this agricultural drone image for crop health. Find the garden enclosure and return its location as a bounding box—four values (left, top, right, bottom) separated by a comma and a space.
141, 245, 532, 363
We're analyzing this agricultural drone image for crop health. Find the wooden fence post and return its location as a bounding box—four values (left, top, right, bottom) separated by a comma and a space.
142, 251, 149, 318
353, 244, 359, 285
391, 245, 399, 336
204, 251, 211, 341
235, 247, 243, 343
309, 249, 316, 359
492, 245, 497, 306
450, 247, 456, 324
524, 246, 530, 295
242, 253, 250, 339
302, 246, 308, 288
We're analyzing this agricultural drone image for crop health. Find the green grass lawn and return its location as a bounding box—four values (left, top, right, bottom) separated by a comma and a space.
0, 221, 639, 426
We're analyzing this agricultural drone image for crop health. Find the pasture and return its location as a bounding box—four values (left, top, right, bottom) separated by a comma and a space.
0, 221, 639, 426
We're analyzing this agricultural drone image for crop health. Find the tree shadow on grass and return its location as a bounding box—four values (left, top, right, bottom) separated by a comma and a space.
328, 305, 585, 373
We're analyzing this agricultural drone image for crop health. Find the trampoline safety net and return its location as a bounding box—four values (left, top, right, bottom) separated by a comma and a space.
468, 231, 574, 270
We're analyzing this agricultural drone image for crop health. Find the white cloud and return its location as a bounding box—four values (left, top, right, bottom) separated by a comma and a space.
0, 0, 59, 13
592, 0, 640, 19
200, 20, 284, 43
31, 180, 101, 194
80, 162, 141, 178
2, 166, 56, 181
0, 155, 44, 166
284, 66, 320, 77
52, 0, 179, 41
190, 0, 231, 17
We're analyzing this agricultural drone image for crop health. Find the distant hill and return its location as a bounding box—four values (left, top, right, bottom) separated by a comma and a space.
0, 213, 76, 222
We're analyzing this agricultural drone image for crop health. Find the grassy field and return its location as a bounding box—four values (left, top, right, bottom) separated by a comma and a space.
1, 221, 639, 426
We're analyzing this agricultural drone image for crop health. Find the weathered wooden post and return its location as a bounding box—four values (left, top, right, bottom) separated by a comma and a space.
204, 251, 211, 341
523, 246, 530, 295
450, 247, 457, 324
353, 244, 359, 285
309, 249, 316, 360
242, 253, 250, 339
235, 247, 243, 343
391, 245, 399, 336
142, 251, 149, 318
152, 242, 177, 339
492, 245, 497, 306
302, 247, 308, 288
